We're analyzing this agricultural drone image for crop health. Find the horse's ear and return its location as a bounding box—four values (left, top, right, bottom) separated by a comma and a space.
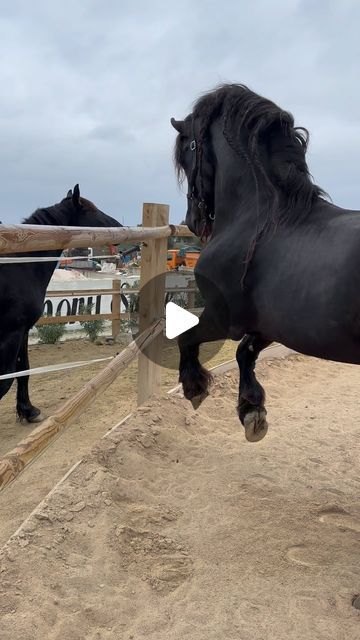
171, 118, 184, 134
72, 184, 80, 206
66, 189, 72, 198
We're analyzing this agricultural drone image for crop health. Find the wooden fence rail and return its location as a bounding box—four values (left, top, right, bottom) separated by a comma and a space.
0, 222, 193, 254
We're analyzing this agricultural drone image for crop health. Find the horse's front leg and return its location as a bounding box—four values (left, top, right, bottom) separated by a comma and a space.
16, 331, 42, 423
236, 334, 271, 442
178, 310, 227, 409
0, 330, 23, 405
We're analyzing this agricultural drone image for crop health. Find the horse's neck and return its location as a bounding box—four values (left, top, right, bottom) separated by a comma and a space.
213, 146, 277, 238
24, 204, 73, 259
27, 254, 62, 295
25, 205, 71, 287
214, 182, 263, 236
25, 203, 72, 233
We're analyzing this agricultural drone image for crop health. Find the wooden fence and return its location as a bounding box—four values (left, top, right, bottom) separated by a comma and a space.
37, 279, 122, 336
37, 279, 198, 338
0, 203, 197, 489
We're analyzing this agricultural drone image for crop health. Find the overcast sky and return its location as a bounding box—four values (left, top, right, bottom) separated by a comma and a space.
0, 0, 359, 225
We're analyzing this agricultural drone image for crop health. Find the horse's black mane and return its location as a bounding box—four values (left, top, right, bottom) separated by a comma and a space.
23, 195, 100, 226
175, 83, 327, 225
23, 198, 71, 226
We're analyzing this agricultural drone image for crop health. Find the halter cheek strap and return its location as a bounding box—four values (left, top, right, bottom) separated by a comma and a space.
187, 120, 215, 224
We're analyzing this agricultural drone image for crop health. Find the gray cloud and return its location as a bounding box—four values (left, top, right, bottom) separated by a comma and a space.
0, 0, 359, 224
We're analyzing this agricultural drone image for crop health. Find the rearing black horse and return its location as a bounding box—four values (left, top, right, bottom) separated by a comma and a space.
0, 185, 121, 423
171, 83, 360, 442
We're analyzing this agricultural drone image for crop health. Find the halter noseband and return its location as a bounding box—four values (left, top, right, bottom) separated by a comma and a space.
187, 121, 215, 225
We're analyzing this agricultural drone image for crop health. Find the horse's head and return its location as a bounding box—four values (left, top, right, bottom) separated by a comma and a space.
62, 184, 122, 227
171, 116, 215, 242
172, 84, 326, 251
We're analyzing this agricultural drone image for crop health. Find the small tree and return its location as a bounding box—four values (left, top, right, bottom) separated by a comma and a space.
36, 315, 67, 344
119, 282, 140, 334
79, 303, 106, 342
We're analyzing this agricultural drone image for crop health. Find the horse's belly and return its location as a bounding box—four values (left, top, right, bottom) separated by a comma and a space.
278, 332, 360, 366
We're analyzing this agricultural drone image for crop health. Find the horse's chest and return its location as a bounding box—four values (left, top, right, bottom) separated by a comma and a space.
1, 293, 43, 330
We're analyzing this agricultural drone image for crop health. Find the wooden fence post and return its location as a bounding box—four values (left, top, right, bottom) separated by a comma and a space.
112, 279, 121, 338
137, 203, 169, 405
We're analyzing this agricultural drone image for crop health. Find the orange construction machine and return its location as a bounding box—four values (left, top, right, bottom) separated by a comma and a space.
166, 247, 201, 270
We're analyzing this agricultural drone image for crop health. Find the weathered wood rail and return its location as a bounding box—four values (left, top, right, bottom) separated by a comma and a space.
0, 222, 192, 254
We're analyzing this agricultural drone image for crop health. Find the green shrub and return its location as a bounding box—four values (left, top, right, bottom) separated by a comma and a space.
194, 289, 204, 308
120, 317, 138, 334
79, 303, 106, 342
124, 282, 139, 313
36, 315, 67, 344
119, 282, 140, 335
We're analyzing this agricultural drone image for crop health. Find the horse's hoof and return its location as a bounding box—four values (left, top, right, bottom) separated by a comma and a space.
27, 412, 44, 424
190, 391, 209, 410
244, 409, 268, 442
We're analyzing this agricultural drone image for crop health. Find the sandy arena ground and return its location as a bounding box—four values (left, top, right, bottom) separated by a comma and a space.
1, 354, 360, 639
0, 336, 235, 545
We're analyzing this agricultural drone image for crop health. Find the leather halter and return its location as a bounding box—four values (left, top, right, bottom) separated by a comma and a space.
187, 119, 215, 225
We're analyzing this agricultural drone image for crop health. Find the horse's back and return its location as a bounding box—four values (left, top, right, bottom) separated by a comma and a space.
248, 202, 360, 360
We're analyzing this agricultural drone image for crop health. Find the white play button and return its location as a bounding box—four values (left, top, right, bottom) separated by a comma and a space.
165, 302, 199, 339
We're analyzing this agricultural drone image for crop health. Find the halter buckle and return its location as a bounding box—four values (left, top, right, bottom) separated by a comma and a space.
190, 140, 196, 151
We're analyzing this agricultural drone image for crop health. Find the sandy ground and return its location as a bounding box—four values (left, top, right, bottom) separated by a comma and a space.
1, 354, 360, 639
0, 336, 235, 546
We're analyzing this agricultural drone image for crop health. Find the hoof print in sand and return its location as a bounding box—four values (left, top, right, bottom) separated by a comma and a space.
285, 544, 330, 567
318, 508, 360, 533
114, 525, 193, 594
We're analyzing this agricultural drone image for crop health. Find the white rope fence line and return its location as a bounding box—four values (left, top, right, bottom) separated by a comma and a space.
0, 253, 125, 264
0, 355, 115, 381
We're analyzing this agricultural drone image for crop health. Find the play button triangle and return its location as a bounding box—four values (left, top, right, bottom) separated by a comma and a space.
165, 301, 199, 339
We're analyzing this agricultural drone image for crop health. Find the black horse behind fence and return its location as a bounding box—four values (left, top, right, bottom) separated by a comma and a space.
0, 185, 121, 423
171, 83, 360, 442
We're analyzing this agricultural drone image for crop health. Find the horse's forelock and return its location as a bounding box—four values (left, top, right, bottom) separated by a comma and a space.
174, 134, 185, 186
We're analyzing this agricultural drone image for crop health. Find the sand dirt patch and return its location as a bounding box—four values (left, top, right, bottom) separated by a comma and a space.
1, 355, 360, 638
0, 337, 234, 545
